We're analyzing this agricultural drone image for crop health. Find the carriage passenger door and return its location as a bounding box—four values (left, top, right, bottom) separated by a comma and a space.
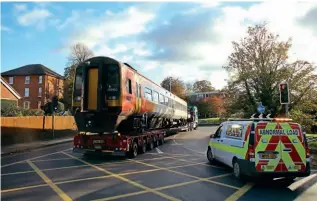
135, 82, 142, 113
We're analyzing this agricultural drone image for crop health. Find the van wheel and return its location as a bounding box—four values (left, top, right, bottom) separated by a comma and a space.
207, 148, 215, 164
233, 159, 244, 180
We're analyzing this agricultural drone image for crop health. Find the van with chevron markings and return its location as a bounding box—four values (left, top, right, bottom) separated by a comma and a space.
206, 117, 311, 180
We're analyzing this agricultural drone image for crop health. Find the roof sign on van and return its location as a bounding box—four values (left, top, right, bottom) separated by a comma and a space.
259, 129, 299, 136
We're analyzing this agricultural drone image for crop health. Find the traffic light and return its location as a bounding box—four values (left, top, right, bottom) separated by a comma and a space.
279, 82, 290, 104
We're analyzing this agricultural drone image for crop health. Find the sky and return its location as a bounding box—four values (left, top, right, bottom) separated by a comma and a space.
1, 1, 317, 90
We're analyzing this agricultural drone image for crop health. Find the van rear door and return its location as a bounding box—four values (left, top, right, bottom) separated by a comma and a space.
279, 122, 306, 172
255, 122, 282, 172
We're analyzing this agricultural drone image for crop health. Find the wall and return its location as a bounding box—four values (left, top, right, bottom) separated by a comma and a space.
1, 116, 77, 145
1, 83, 18, 100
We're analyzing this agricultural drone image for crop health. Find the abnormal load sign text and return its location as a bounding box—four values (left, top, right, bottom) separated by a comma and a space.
258, 129, 299, 136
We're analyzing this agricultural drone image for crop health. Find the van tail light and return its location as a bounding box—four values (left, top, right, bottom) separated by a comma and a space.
306, 146, 310, 158
247, 144, 255, 161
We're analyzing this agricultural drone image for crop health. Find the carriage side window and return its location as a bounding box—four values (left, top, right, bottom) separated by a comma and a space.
144, 87, 152, 101
159, 94, 164, 105
153, 91, 159, 103
126, 79, 132, 94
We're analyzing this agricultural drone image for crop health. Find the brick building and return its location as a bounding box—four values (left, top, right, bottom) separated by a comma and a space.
1, 64, 64, 110
0, 76, 21, 108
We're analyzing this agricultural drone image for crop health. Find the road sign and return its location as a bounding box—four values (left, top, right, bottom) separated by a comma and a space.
257, 105, 265, 114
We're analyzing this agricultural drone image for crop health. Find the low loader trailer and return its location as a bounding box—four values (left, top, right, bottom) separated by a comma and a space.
73, 129, 166, 158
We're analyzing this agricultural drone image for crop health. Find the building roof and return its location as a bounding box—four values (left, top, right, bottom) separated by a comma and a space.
1, 64, 64, 79
0, 76, 21, 99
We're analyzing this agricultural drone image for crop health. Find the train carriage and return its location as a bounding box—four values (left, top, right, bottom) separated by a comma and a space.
72, 56, 187, 134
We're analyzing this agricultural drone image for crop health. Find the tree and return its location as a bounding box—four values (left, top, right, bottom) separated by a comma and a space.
192, 80, 215, 92
161, 76, 186, 100
63, 43, 94, 110
223, 23, 317, 126
197, 96, 225, 118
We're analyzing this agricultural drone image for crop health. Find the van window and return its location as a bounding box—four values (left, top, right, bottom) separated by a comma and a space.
214, 126, 223, 138
226, 124, 243, 139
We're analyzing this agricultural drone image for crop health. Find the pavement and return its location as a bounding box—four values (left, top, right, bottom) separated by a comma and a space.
1, 126, 317, 201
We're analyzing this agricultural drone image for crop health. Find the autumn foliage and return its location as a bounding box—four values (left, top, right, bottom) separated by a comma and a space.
197, 96, 225, 118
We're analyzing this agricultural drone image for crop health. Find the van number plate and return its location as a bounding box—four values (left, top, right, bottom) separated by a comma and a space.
94, 145, 102, 149
261, 153, 277, 159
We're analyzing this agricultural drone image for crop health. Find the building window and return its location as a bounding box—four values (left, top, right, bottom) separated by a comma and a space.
24, 101, 30, 109
39, 76, 42, 84
9, 77, 14, 84
38, 87, 42, 97
38, 101, 41, 109
25, 76, 30, 84
25, 88, 29, 97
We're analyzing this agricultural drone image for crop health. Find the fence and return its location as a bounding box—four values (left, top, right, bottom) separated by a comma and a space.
1, 116, 77, 145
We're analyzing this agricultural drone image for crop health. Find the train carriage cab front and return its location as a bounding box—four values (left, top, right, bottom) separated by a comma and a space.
73, 56, 122, 133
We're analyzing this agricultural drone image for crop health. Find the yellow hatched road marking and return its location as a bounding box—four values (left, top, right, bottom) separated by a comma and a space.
1, 154, 209, 177
91, 173, 232, 201
62, 152, 181, 201
1, 184, 49, 193
224, 183, 254, 201
31, 158, 73, 162
26, 160, 72, 201
129, 159, 239, 190
1, 148, 72, 168
1, 160, 214, 193
1, 170, 35, 176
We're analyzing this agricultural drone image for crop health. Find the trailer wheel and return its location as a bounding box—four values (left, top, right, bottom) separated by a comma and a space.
141, 139, 147, 153
128, 142, 138, 158
155, 137, 160, 147
148, 140, 154, 150
160, 137, 164, 145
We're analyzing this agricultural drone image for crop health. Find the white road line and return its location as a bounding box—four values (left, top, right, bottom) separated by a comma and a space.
156, 148, 163, 154
180, 146, 205, 155
172, 133, 205, 155
288, 173, 317, 191
173, 134, 179, 145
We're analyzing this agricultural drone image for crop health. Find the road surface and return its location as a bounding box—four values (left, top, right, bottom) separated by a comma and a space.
1, 126, 317, 201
